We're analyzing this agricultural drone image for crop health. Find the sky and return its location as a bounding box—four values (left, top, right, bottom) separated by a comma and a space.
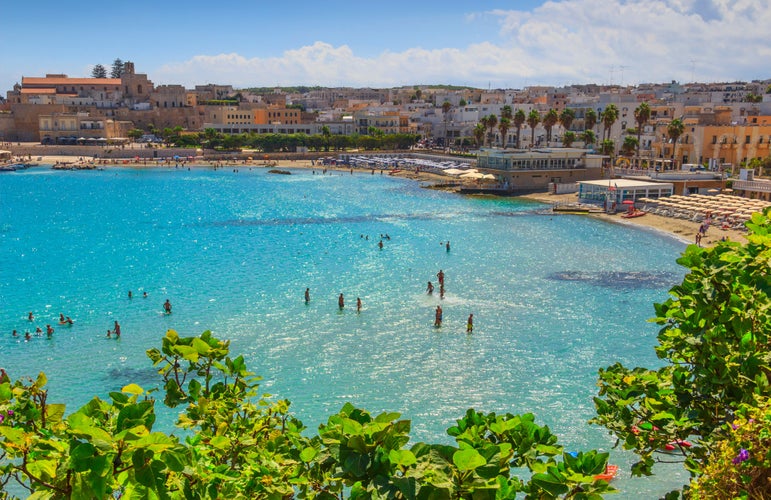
1, 0, 770, 94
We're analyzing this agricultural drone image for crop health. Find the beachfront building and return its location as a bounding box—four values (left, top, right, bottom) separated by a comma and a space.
38, 112, 132, 144
578, 179, 674, 205
476, 148, 604, 192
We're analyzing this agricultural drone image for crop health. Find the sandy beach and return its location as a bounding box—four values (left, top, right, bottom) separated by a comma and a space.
27, 154, 748, 247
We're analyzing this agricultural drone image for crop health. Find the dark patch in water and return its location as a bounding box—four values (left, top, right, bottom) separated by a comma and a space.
547, 271, 680, 289
104, 367, 160, 390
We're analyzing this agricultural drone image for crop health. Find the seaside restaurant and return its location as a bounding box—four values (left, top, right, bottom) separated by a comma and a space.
578, 179, 674, 208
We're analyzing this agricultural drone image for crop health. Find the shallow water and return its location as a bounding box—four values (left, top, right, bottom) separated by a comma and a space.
0, 166, 689, 496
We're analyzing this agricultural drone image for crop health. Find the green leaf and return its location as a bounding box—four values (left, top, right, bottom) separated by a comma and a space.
300, 446, 318, 462
122, 383, 144, 395
453, 448, 486, 471
389, 449, 417, 467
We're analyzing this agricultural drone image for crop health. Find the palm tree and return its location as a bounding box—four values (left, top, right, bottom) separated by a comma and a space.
513, 109, 526, 149
473, 123, 486, 148
633, 103, 651, 167
584, 109, 598, 138
601, 104, 619, 142
527, 109, 540, 147
621, 136, 638, 157
442, 101, 452, 148
479, 116, 490, 147
667, 118, 685, 168
562, 131, 576, 147
559, 108, 575, 136
542, 109, 559, 145
582, 130, 596, 150
485, 114, 498, 147
498, 117, 511, 149
501, 105, 513, 121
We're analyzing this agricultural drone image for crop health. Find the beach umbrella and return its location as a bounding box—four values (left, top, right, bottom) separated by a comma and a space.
622, 200, 635, 205
707, 188, 719, 193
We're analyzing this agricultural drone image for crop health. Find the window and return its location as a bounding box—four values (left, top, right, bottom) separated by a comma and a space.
712, 135, 717, 144
746, 136, 751, 144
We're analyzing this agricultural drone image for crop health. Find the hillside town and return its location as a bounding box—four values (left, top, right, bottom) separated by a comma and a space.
2, 60, 771, 199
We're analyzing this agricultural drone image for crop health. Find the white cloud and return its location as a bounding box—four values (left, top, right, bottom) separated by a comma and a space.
153, 0, 771, 89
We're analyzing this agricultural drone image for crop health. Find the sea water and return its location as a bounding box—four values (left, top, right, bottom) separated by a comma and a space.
0, 166, 688, 497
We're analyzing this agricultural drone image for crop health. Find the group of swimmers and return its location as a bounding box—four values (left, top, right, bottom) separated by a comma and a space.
11, 312, 75, 341
304, 289, 363, 313
428, 269, 473, 333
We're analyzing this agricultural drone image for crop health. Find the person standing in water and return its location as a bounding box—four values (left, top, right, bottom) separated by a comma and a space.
114, 321, 121, 338
163, 299, 172, 314
466, 314, 474, 333
426, 281, 434, 294
305, 288, 310, 303
437, 270, 444, 287
434, 306, 443, 327
338, 293, 345, 310
356, 297, 362, 312
446, 241, 451, 252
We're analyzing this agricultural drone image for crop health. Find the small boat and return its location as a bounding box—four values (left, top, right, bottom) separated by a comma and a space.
621, 210, 646, 218
594, 464, 618, 482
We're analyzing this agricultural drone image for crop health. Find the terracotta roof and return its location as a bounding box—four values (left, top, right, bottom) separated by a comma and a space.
22, 77, 121, 86
20, 88, 56, 94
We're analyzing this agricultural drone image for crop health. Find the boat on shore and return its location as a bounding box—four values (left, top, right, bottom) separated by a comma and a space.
621, 209, 647, 219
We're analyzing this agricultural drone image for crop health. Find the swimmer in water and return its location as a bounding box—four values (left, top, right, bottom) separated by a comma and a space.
305, 288, 310, 303
163, 299, 172, 314
357, 297, 362, 312
114, 321, 121, 338
28, 312, 34, 321
46, 325, 54, 337
338, 293, 345, 310
434, 306, 443, 327
59, 313, 65, 323
426, 281, 434, 294
128, 290, 133, 299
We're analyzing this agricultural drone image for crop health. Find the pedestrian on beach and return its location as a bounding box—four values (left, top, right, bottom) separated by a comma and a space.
305, 288, 310, 303
467, 314, 474, 333
695, 232, 702, 246
434, 306, 443, 327
338, 293, 345, 310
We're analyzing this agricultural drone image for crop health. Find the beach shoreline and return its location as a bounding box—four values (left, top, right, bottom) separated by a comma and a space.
25, 154, 747, 247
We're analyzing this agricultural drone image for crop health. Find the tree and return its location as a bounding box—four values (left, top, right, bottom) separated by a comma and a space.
584, 109, 598, 137
513, 109, 526, 149
0, 330, 616, 498
543, 109, 559, 145
479, 116, 490, 147
459, 98, 467, 107
91, 64, 107, 78
592, 210, 771, 496
600, 139, 615, 156
600, 104, 619, 142
473, 123, 486, 148
582, 129, 596, 149
562, 130, 576, 148
527, 109, 541, 147
501, 105, 513, 121
110, 58, 124, 78
559, 108, 575, 135
667, 118, 685, 166
633, 103, 651, 167
621, 135, 638, 156
498, 117, 511, 149
442, 101, 452, 148
321, 125, 331, 152
127, 128, 144, 142
485, 114, 498, 147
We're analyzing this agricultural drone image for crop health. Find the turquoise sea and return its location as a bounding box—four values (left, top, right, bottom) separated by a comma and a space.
1, 166, 689, 496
